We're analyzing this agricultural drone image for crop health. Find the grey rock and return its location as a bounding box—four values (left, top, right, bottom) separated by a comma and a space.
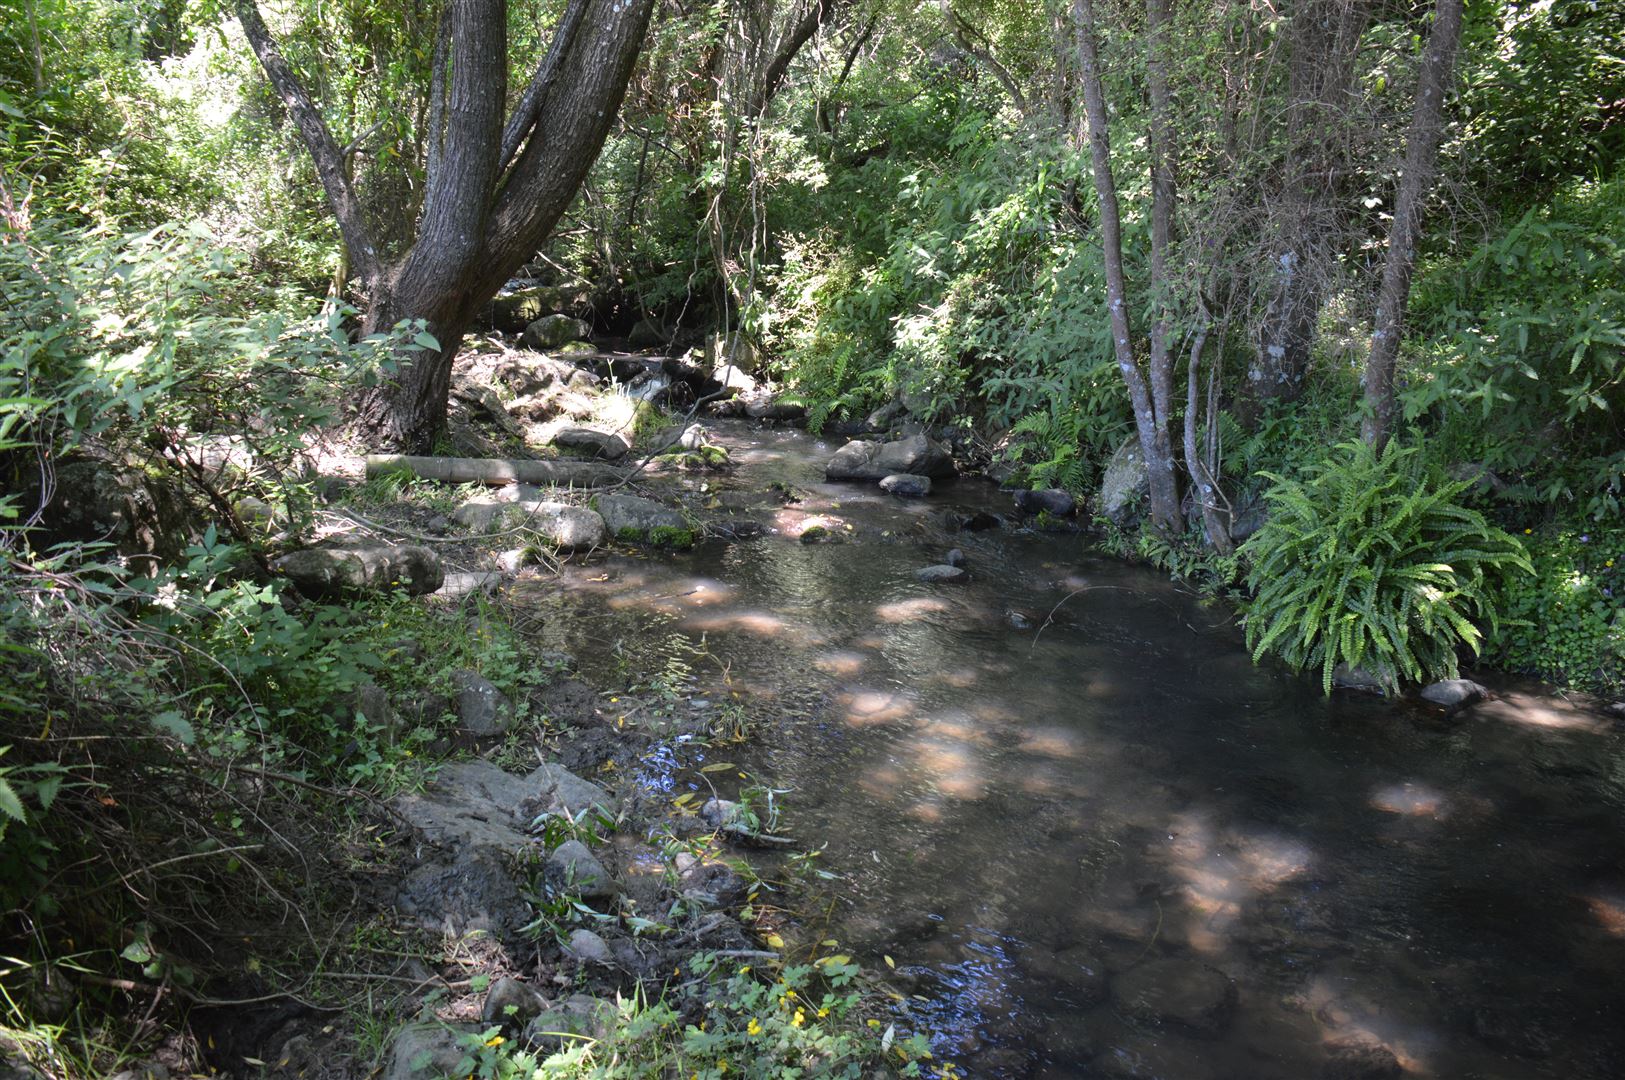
42, 457, 194, 563
481, 977, 548, 1034
522, 314, 593, 351
1112, 958, 1238, 1038
1419, 678, 1487, 709
490, 284, 574, 332
705, 334, 759, 374
333, 680, 395, 732
1015, 488, 1076, 517
553, 427, 630, 461
383, 1021, 477, 1080
711, 363, 758, 397
1099, 440, 1150, 525
628, 373, 673, 404
523, 995, 614, 1052
396, 849, 531, 938
742, 390, 807, 421
825, 434, 954, 481
547, 840, 615, 900
453, 670, 514, 737
945, 548, 965, 567
450, 380, 526, 439
654, 423, 709, 452
879, 473, 932, 497
594, 494, 690, 542
1332, 664, 1390, 695
864, 400, 905, 433
1607, 701, 1625, 721
673, 852, 748, 908
627, 319, 667, 350
439, 571, 502, 600
453, 497, 607, 550
496, 548, 527, 575
915, 565, 967, 584
522, 762, 615, 819
274, 544, 443, 599
493, 355, 577, 396
567, 369, 601, 389
565, 928, 613, 964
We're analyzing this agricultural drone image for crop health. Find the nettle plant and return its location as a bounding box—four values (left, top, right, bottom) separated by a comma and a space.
1241, 440, 1532, 693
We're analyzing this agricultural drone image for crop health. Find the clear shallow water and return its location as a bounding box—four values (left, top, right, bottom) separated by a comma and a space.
517, 423, 1625, 1079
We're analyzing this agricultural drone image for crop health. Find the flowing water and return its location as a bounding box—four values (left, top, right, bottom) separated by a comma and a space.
516, 422, 1625, 1079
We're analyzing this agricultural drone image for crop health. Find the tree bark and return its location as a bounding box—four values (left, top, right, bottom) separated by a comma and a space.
1361, 0, 1463, 449
237, 0, 655, 453
946, 2, 1029, 115
1245, 0, 1371, 421
1072, 0, 1182, 535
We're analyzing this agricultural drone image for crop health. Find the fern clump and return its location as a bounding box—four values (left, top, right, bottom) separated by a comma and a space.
1241, 441, 1531, 693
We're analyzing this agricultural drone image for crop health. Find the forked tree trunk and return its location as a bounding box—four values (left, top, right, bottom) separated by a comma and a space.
237, 0, 655, 453
1361, 0, 1463, 449
1072, 0, 1182, 535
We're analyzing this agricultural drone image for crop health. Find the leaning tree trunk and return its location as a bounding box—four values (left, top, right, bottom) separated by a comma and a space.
1361, 0, 1463, 449
1072, 0, 1182, 535
237, 0, 655, 453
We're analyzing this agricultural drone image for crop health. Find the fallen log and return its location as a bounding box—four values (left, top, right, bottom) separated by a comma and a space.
365, 454, 625, 489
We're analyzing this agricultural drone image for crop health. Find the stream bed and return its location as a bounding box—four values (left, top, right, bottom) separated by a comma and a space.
516, 422, 1625, 1079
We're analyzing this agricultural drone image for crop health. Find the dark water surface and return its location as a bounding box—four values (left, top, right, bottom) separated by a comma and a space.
517, 423, 1625, 1079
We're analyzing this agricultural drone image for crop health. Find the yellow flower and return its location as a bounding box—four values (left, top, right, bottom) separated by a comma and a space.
1524, 528, 1533, 534
792, 1009, 806, 1028
484, 1035, 505, 1048
817, 1007, 830, 1018
747, 1018, 762, 1036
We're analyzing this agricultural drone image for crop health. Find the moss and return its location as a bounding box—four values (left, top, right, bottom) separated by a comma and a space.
615, 525, 646, 542
648, 525, 696, 549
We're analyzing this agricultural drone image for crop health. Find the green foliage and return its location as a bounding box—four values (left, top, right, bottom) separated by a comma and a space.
1241, 441, 1532, 693
444, 953, 933, 1079
1489, 524, 1624, 694
1408, 175, 1625, 520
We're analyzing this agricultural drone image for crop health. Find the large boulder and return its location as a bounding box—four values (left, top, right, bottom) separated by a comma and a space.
489, 284, 575, 332
552, 427, 630, 461
40, 457, 194, 564
627, 319, 667, 350
522, 314, 593, 351
593, 494, 693, 546
1099, 440, 1149, 525
453, 497, 607, 549
825, 434, 954, 481
274, 545, 443, 599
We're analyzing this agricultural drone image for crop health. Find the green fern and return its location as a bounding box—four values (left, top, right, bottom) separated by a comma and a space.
1007, 402, 1088, 493
1240, 440, 1532, 693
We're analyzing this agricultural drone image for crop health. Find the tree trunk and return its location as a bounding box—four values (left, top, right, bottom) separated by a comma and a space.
1244, 0, 1371, 423
1361, 0, 1463, 449
1072, 0, 1182, 535
237, 0, 655, 454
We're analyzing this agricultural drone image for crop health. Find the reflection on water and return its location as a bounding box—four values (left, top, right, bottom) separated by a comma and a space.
515, 422, 1625, 1079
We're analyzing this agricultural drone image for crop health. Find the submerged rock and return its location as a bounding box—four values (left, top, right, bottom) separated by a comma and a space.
916, 564, 967, 584
825, 434, 954, 481
879, 473, 932, 497
1419, 678, 1487, 709
1111, 958, 1237, 1038
1332, 664, 1390, 695
274, 544, 443, 599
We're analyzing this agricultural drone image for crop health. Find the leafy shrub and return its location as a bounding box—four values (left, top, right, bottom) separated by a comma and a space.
1241, 440, 1531, 693
1488, 524, 1624, 694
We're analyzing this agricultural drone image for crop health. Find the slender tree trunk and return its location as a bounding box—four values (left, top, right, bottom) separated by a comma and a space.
1361, 0, 1463, 448
1072, 0, 1181, 535
1183, 318, 1233, 554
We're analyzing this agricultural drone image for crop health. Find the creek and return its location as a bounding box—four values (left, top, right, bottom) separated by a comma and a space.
517, 421, 1625, 1079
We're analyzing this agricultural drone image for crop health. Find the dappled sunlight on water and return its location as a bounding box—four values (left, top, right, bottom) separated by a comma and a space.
515, 421, 1625, 1080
